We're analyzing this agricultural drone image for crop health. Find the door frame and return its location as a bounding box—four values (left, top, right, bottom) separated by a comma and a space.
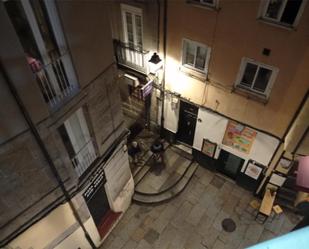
176, 100, 198, 146
121, 4, 143, 47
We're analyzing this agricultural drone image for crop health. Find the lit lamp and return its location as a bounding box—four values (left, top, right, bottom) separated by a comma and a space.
148, 52, 163, 74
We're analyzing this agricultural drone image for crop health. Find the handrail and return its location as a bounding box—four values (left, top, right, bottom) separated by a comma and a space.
114, 40, 149, 54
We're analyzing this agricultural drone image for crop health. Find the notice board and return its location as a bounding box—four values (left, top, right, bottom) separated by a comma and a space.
222, 121, 257, 154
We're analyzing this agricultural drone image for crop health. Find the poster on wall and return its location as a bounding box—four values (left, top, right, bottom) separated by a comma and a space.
201, 139, 217, 158
222, 121, 257, 154
244, 161, 263, 180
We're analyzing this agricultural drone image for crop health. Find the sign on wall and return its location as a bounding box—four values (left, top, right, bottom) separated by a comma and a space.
201, 139, 217, 158
222, 121, 257, 154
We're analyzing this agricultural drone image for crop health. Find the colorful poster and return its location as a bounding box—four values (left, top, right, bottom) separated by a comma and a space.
222, 121, 257, 154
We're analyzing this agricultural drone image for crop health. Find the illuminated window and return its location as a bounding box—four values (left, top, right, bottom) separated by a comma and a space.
182, 39, 211, 74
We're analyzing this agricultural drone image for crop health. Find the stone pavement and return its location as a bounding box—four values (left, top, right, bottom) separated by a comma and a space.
100, 166, 300, 249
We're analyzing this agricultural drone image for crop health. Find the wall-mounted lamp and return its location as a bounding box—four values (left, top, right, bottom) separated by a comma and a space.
148, 52, 163, 74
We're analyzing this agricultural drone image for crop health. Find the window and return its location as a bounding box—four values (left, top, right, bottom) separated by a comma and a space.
121, 4, 143, 49
235, 58, 278, 98
59, 108, 97, 177
261, 0, 306, 26
4, 0, 78, 108
187, 0, 218, 8
182, 39, 211, 74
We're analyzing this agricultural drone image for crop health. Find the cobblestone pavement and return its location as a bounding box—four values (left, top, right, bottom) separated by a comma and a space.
100, 166, 300, 249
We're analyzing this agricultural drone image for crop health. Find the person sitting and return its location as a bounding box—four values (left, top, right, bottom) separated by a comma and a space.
128, 141, 141, 164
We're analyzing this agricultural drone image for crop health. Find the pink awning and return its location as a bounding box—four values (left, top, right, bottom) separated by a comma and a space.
296, 156, 309, 193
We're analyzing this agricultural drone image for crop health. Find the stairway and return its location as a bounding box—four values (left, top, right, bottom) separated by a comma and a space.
132, 162, 198, 204
276, 175, 299, 211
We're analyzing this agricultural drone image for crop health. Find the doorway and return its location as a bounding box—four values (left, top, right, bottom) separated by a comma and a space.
85, 184, 110, 228
216, 150, 244, 179
176, 101, 198, 146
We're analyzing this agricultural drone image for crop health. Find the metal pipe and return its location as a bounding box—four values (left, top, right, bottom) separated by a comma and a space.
0, 63, 97, 249
160, 0, 167, 137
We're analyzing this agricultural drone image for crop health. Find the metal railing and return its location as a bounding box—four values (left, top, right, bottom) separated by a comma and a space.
114, 40, 150, 74
71, 139, 97, 177
32, 53, 78, 108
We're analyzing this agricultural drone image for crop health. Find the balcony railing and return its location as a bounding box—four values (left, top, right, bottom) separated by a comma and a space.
71, 139, 97, 177
114, 40, 150, 74
31, 53, 78, 109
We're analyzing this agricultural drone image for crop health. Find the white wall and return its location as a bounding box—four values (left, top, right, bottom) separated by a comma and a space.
163, 93, 180, 133
8, 203, 100, 249
104, 141, 134, 212
193, 108, 280, 171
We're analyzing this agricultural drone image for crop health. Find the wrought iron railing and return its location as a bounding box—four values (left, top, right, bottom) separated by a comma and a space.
71, 139, 97, 177
32, 53, 78, 108
114, 40, 150, 74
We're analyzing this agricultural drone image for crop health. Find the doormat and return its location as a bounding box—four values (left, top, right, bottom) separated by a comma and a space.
222, 218, 236, 232
210, 175, 225, 189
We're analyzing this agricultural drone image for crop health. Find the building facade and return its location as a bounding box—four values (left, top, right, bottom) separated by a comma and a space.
110, 0, 308, 201
0, 1, 133, 248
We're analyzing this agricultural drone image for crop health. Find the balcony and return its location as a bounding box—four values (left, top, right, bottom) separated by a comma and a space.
31, 53, 78, 109
71, 139, 97, 177
114, 40, 150, 75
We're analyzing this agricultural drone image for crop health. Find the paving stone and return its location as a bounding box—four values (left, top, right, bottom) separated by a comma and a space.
136, 239, 153, 249
144, 228, 160, 244
152, 204, 177, 233
120, 239, 138, 249
210, 175, 226, 189
184, 231, 205, 249
131, 227, 146, 242
212, 238, 226, 249
171, 201, 193, 228
186, 203, 206, 226
245, 223, 264, 243
99, 158, 300, 249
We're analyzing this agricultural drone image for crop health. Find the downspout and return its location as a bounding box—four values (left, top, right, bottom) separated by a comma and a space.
160, 0, 167, 137
156, 0, 160, 52
1, 63, 97, 249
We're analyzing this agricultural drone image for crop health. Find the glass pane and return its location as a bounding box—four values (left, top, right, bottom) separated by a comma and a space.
240, 63, 257, 87
69, 114, 87, 151
135, 15, 143, 48
185, 41, 195, 66
265, 0, 284, 20
201, 0, 215, 5
281, 0, 302, 25
195, 46, 207, 70
125, 12, 134, 45
253, 67, 272, 92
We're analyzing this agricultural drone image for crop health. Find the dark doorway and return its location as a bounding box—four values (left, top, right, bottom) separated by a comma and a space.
216, 150, 244, 179
86, 184, 110, 227
176, 101, 198, 146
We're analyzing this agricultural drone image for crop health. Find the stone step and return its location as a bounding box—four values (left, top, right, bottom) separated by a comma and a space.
132, 162, 198, 204
122, 102, 144, 113
133, 151, 153, 184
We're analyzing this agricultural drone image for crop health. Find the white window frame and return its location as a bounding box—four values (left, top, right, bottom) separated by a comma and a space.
121, 4, 143, 48
235, 58, 278, 98
259, 0, 307, 27
181, 38, 211, 75
187, 0, 219, 9
64, 108, 97, 176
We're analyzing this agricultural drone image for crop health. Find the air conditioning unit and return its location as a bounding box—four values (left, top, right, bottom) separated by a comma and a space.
124, 74, 140, 87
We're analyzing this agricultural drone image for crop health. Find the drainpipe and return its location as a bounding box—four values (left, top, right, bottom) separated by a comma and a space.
160, 0, 167, 137
1, 63, 97, 249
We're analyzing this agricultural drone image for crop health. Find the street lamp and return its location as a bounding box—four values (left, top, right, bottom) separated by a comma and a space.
148, 52, 163, 74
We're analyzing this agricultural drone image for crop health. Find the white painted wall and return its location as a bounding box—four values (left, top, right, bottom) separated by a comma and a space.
104, 141, 134, 212
8, 203, 100, 249
193, 108, 280, 171
162, 93, 180, 133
